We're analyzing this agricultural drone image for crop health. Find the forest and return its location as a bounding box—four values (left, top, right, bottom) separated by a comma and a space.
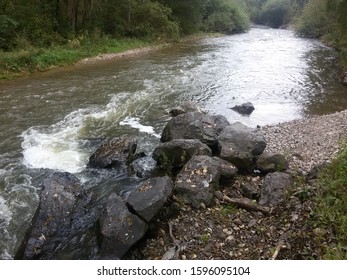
0, 0, 346, 77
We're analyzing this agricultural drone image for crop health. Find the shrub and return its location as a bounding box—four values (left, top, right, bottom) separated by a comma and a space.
295, 0, 328, 38
204, 0, 250, 34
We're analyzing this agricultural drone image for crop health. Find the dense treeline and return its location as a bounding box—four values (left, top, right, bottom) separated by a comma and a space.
0, 0, 249, 51
1, 0, 346, 78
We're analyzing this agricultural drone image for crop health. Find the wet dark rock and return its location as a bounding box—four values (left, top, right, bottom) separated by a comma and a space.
169, 101, 204, 116
153, 139, 212, 173
99, 193, 148, 259
126, 176, 173, 222
23, 172, 100, 260
160, 112, 226, 153
175, 156, 222, 208
256, 152, 288, 174
231, 102, 255, 115
218, 122, 267, 170
259, 172, 293, 207
88, 136, 137, 169
211, 115, 231, 134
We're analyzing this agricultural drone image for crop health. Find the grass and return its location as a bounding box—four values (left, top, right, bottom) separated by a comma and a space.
0, 36, 152, 80
314, 143, 347, 259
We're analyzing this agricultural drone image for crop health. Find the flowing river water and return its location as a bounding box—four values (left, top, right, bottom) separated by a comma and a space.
1, 27, 347, 259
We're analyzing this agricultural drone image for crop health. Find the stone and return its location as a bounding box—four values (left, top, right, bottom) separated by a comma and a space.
240, 182, 260, 200
161, 112, 228, 153
131, 156, 158, 178
231, 102, 255, 115
98, 193, 148, 259
259, 172, 293, 206
340, 72, 347, 86
88, 136, 137, 169
212, 157, 238, 182
169, 101, 204, 116
126, 176, 173, 222
256, 152, 289, 173
175, 156, 221, 208
23, 172, 100, 260
153, 139, 212, 173
218, 122, 267, 169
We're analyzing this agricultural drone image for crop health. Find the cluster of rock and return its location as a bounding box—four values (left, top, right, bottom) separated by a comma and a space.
17, 102, 293, 260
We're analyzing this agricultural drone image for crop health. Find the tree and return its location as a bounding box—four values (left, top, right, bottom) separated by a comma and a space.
159, 0, 207, 34
204, 0, 249, 33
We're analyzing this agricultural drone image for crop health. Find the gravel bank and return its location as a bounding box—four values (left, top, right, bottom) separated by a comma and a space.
77, 46, 164, 64
261, 109, 347, 175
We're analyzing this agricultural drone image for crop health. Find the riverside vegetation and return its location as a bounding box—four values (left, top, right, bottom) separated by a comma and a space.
1, 1, 346, 79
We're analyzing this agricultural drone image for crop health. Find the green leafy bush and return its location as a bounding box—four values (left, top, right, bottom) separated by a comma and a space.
204, 0, 250, 34
295, 0, 328, 38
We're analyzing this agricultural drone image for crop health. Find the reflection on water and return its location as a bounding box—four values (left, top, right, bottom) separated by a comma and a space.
0, 28, 346, 258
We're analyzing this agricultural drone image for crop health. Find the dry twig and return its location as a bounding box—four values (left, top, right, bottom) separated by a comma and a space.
223, 195, 272, 215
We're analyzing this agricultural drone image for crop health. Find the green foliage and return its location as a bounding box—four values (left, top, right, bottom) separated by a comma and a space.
315, 144, 347, 259
129, 1, 179, 40
0, 37, 150, 79
204, 0, 250, 34
295, 0, 329, 38
259, 0, 293, 28
0, 15, 17, 50
159, 0, 207, 34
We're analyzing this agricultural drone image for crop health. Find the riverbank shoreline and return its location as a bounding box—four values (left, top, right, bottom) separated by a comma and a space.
0, 33, 221, 82
134, 108, 347, 260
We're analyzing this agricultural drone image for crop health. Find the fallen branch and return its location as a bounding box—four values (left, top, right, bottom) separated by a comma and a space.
271, 240, 287, 260
222, 195, 272, 215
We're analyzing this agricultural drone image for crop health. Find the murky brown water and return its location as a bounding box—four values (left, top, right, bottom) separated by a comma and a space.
1, 28, 346, 259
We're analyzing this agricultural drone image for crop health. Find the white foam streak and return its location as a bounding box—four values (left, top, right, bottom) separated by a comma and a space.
21, 109, 95, 173
21, 93, 159, 173
119, 117, 160, 138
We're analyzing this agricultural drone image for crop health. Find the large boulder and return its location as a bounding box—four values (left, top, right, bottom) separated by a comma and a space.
98, 193, 148, 259
88, 136, 137, 169
256, 152, 288, 174
161, 112, 229, 153
259, 172, 293, 207
23, 172, 99, 260
218, 122, 267, 169
126, 176, 173, 222
231, 102, 255, 115
153, 139, 212, 173
175, 156, 222, 208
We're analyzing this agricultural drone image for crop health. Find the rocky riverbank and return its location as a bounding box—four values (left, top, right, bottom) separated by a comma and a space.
131, 108, 347, 260
15, 103, 346, 260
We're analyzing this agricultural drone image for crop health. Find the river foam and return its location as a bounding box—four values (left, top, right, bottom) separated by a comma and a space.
119, 116, 161, 138
21, 93, 161, 173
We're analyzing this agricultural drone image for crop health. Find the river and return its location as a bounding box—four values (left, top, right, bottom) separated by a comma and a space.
0, 27, 347, 259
